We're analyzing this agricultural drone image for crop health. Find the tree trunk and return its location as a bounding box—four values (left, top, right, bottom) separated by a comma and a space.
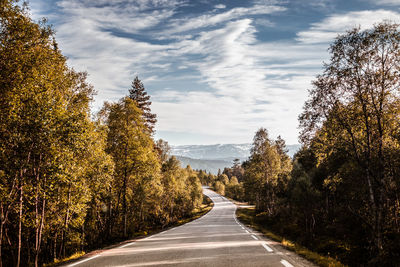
4, 227, 15, 265
35, 181, 46, 267
60, 185, 71, 258
123, 141, 128, 238
108, 186, 112, 238
0, 174, 19, 267
53, 233, 57, 261
0, 212, 3, 267
17, 180, 23, 267
123, 175, 127, 238
34, 154, 45, 267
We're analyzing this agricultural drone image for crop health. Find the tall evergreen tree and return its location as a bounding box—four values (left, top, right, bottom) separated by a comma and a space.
128, 76, 157, 133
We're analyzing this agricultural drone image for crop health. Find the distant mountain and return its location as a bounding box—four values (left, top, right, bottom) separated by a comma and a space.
172, 143, 301, 174
171, 144, 251, 160
175, 156, 231, 174
171, 143, 301, 160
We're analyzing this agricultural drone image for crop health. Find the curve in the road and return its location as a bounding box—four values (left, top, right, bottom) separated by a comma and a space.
65, 188, 314, 267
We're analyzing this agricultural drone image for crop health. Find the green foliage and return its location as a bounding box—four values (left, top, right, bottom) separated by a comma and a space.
103, 97, 162, 236
216, 159, 246, 201
155, 139, 171, 163
160, 157, 203, 226
225, 178, 245, 201
0, 1, 102, 265
241, 23, 400, 266
197, 170, 217, 186
219, 174, 229, 185
297, 22, 400, 265
242, 128, 292, 213
0, 2, 205, 266
213, 181, 225, 195
128, 76, 157, 134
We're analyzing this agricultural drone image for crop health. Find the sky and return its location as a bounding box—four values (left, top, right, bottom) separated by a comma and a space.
30, 0, 400, 145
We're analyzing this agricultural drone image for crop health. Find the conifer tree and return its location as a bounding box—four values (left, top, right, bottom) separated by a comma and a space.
128, 76, 157, 133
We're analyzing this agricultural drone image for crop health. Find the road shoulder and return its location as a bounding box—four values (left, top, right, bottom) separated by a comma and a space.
236, 207, 345, 267
48, 195, 214, 267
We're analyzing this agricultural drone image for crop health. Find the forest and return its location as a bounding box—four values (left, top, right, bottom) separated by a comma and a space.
206, 23, 400, 266
0, 2, 204, 266
2, 0, 400, 266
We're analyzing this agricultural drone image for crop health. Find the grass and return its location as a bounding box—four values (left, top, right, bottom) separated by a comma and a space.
43, 252, 85, 267
236, 207, 346, 267
176, 201, 214, 226
47, 196, 214, 267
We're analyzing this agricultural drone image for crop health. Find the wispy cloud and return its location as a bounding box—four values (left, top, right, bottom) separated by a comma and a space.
150, 17, 327, 143
297, 9, 400, 43
31, 0, 400, 145
370, 0, 400, 6
163, 3, 286, 35
57, 0, 179, 34
32, 0, 322, 144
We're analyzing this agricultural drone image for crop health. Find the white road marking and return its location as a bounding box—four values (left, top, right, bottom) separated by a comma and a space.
251, 235, 258, 240
119, 242, 135, 248
245, 230, 250, 233
280, 259, 294, 267
262, 243, 273, 252
67, 255, 100, 266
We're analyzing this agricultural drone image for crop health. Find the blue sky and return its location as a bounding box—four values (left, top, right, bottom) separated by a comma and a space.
30, 0, 400, 145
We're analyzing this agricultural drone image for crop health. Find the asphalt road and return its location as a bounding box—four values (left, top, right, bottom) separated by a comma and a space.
66, 188, 314, 267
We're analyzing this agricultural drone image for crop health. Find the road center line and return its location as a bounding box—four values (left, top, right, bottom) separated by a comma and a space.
262, 243, 273, 252
251, 235, 258, 240
67, 255, 100, 266
280, 259, 294, 267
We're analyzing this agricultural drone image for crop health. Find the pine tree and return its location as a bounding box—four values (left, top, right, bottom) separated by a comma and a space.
128, 76, 157, 133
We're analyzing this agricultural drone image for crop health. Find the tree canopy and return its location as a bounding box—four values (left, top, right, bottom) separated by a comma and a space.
214, 23, 400, 265
0, 2, 204, 266
128, 76, 157, 134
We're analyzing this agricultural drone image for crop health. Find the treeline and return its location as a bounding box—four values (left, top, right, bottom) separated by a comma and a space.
214, 23, 400, 265
0, 2, 203, 266
198, 160, 245, 201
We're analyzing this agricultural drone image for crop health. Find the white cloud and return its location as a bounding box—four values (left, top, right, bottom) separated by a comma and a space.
32, 0, 326, 144
297, 9, 400, 43
150, 19, 327, 144
57, 0, 177, 34
371, 0, 400, 5
163, 3, 285, 34
45, 0, 183, 108
255, 18, 275, 27
66, 0, 185, 11
215, 4, 226, 9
